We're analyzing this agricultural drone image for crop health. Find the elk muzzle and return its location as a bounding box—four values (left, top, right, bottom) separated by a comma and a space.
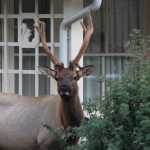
58, 81, 72, 98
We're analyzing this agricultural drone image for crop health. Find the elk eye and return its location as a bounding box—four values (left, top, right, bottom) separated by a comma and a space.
73, 76, 78, 80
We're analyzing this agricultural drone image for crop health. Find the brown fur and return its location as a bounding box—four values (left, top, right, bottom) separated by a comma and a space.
0, 64, 92, 150
0, 14, 94, 150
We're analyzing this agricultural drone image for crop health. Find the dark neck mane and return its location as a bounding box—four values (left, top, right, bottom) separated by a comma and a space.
59, 95, 83, 129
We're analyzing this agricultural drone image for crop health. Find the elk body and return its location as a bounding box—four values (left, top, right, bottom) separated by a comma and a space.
0, 15, 94, 150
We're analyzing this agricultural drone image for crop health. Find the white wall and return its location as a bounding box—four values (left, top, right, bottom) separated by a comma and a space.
63, 0, 84, 102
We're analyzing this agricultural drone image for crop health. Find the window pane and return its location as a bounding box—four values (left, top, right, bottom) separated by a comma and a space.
23, 74, 35, 96
109, 0, 144, 53
54, 18, 63, 42
21, 19, 37, 45
54, 0, 63, 14
54, 47, 59, 58
84, 57, 102, 80
0, 19, 4, 42
7, 0, 19, 14
8, 47, 19, 70
22, 0, 35, 13
7, 19, 18, 42
0, 74, 2, 92
39, 47, 51, 66
40, 18, 51, 42
15, 74, 19, 94
23, 48, 35, 70
39, 56, 50, 67
7, 74, 19, 94
0, 0, 4, 14
84, 57, 102, 101
38, 0, 50, 14
84, 1, 105, 53
105, 56, 124, 80
39, 47, 51, 96
39, 75, 50, 96
84, 0, 144, 53
0, 47, 3, 69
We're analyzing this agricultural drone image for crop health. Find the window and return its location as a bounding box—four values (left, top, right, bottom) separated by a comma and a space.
0, 0, 4, 14
22, 0, 35, 13
7, 0, 19, 14
83, 0, 144, 101
0, 0, 64, 96
0, 19, 4, 42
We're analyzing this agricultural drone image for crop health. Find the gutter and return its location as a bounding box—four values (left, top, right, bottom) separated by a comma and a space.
59, 0, 103, 66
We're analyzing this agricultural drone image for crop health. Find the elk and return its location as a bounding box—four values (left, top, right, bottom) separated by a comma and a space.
0, 14, 94, 150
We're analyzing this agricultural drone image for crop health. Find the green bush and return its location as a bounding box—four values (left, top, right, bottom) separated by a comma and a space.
47, 31, 150, 150
65, 31, 150, 150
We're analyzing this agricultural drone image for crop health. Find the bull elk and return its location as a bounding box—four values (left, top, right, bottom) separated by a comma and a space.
0, 14, 94, 150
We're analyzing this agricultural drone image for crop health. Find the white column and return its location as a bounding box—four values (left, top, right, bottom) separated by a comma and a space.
64, 0, 84, 103
3, 0, 8, 92
71, 22, 83, 103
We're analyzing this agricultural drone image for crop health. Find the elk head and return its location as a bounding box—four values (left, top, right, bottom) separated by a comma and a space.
35, 14, 94, 100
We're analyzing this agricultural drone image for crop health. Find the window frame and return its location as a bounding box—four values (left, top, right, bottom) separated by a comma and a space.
0, 0, 63, 96
83, 0, 144, 100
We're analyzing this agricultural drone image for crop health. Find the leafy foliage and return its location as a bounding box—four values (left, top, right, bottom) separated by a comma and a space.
65, 31, 150, 150
48, 31, 150, 150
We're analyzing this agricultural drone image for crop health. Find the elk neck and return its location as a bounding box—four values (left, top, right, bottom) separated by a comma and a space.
59, 94, 83, 129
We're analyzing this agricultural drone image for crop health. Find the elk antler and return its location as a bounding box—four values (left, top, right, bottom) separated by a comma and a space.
35, 20, 62, 65
72, 14, 94, 65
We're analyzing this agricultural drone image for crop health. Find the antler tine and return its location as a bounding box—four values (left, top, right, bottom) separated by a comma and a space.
35, 20, 62, 65
72, 13, 94, 65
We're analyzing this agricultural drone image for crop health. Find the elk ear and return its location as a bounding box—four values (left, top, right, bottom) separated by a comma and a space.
39, 66, 56, 78
77, 65, 95, 78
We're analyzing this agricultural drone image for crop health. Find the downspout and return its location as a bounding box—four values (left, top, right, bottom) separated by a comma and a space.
59, 0, 103, 67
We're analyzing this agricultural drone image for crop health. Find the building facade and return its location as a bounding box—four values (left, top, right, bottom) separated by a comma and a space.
0, 0, 150, 102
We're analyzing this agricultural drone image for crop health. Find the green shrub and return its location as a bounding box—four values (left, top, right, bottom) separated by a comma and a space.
47, 31, 150, 150
65, 31, 150, 150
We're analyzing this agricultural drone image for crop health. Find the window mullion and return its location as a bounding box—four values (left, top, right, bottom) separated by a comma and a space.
50, 0, 57, 95
101, 56, 105, 98
3, 0, 8, 92
35, 0, 39, 96
19, 0, 23, 95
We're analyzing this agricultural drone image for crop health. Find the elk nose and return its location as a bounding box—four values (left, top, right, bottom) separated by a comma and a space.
60, 85, 70, 92
59, 85, 70, 96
